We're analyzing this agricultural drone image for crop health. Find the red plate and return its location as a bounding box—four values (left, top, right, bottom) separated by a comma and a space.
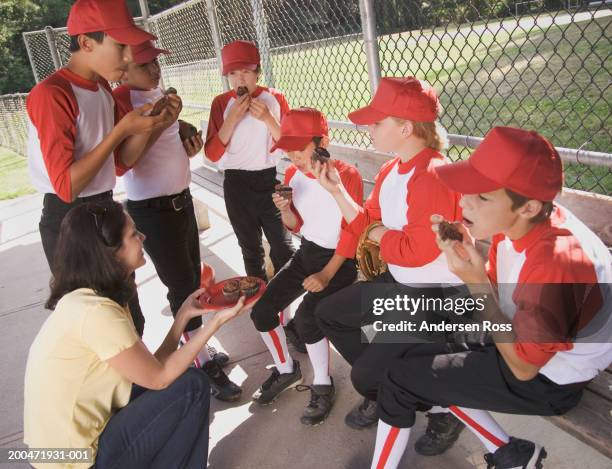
198, 276, 267, 310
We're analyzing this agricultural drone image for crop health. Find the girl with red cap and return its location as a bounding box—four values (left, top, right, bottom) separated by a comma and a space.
113, 40, 241, 402
249, 107, 363, 425
313, 77, 465, 449
204, 40, 295, 284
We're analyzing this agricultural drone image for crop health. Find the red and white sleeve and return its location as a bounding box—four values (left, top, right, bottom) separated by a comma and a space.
379, 170, 460, 267
26, 81, 79, 202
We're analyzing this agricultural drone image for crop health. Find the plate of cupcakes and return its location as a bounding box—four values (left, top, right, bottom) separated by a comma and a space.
199, 276, 266, 310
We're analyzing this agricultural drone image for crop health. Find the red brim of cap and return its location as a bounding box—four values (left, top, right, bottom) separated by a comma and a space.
435, 160, 502, 195
133, 47, 170, 65
347, 104, 388, 125
222, 62, 259, 75
270, 136, 312, 153
106, 26, 156, 46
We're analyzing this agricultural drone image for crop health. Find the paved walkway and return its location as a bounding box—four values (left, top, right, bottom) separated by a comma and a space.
1, 169, 610, 468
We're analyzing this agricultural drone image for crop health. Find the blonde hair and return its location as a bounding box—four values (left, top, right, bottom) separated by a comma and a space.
394, 118, 449, 151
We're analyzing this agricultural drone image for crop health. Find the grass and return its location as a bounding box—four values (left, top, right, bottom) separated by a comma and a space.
0, 147, 35, 200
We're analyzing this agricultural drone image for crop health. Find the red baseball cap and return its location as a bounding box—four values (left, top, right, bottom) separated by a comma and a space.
348, 77, 440, 124
270, 108, 329, 152
131, 41, 170, 65
435, 127, 563, 201
221, 40, 260, 75
67, 0, 155, 46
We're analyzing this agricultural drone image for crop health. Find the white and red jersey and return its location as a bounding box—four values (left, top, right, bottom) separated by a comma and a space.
488, 205, 612, 385
285, 159, 363, 258
26, 68, 118, 202
113, 85, 190, 200
204, 86, 289, 170
346, 148, 462, 284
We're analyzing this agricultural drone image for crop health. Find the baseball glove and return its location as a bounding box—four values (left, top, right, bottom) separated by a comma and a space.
356, 222, 388, 281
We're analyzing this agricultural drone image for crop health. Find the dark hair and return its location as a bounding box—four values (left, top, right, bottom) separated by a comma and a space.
69, 32, 106, 52
505, 189, 554, 224
312, 136, 323, 147
46, 201, 135, 310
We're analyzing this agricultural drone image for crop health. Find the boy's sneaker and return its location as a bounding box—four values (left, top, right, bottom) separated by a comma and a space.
484, 437, 547, 469
345, 398, 378, 429
414, 412, 465, 455
297, 379, 335, 426
284, 319, 307, 353
201, 360, 242, 402
253, 361, 302, 405
207, 344, 229, 368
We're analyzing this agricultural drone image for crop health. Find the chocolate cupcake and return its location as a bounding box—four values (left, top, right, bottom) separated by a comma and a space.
239, 277, 259, 298
164, 87, 177, 95
149, 95, 168, 116
237, 86, 249, 97
178, 120, 198, 141
311, 147, 330, 166
275, 183, 293, 203
439, 221, 463, 242
222, 279, 241, 303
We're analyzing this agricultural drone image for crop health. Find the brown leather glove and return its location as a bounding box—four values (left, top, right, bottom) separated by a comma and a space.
356, 221, 388, 281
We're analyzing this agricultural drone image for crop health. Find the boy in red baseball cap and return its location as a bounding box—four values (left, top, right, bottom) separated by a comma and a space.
26, 0, 175, 334
113, 40, 241, 402
366, 127, 612, 468
204, 40, 295, 285
248, 108, 363, 425
313, 77, 463, 438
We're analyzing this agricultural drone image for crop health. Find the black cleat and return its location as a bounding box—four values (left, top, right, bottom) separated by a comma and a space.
414, 412, 465, 456
484, 437, 547, 469
253, 360, 302, 405
207, 344, 230, 367
345, 398, 378, 429
201, 360, 242, 402
297, 379, 335, 426
284, 319, 307, 353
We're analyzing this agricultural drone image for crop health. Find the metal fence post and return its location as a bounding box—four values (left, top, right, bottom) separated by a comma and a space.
44, 26, 62, 71
22, 33, 40, 83
358, 0, 381, 94
138, 0, 151, 30
250, 0, 275, 88
137, 0, 167, 88
206, 0, 230, 92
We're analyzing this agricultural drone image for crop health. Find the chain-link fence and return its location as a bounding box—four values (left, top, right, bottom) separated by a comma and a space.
0, 94, 28, 157
3, 0, 611, 195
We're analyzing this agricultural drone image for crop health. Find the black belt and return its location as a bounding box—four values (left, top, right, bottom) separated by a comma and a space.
78, 190, 113, 203
127, 188, 191, 211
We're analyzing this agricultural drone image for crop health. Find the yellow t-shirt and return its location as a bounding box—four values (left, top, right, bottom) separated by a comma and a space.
23, 288, 140, 469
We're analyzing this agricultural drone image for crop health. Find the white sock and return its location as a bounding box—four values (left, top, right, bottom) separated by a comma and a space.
305, 338, 331, 385
260, 325, 293, 374
371, 420, 411, 469
183, 331, 212, 367
429, 406, 448, 414
279, 305, 292, 326
449, 406, 510, 453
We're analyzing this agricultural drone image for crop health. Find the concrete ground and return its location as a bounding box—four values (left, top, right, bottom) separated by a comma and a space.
1, 170, 610, 469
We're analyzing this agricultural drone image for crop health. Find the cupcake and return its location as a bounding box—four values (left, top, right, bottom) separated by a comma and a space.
275, 183, 293, 203
164, 87, 177, 95
178, 120, 199, 141
239, 277, 259, 298
222, 279, 241, 303
149, 95, 168, 116
438, 221, 463, 242
311, 147, 330, 166
237, 86, 249, 97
